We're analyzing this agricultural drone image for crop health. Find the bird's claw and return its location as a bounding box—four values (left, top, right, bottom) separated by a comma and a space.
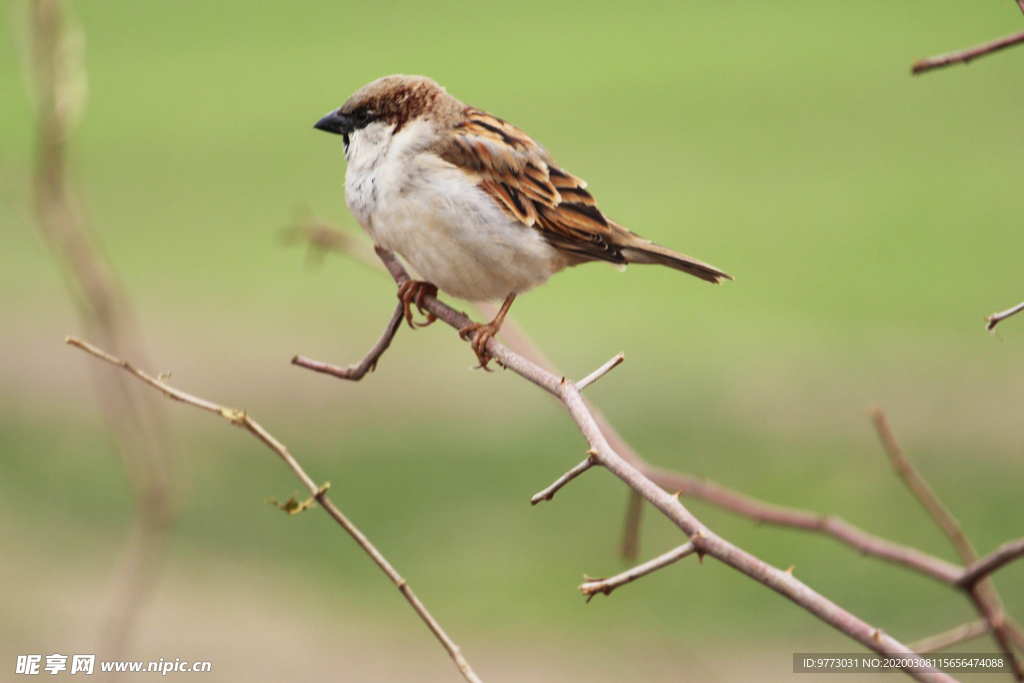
458, 322, 499, 370
397, 280, 438, 329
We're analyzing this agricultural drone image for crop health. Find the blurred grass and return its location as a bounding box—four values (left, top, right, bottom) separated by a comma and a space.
2, 0, 1024, 679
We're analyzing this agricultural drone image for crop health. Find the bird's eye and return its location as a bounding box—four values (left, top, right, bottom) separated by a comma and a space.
355, 109, 371, 123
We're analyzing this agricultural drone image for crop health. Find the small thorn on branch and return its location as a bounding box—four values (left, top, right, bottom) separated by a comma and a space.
580, 541, 696, 599
531, 451, 598, 505
575, 352, 625, 391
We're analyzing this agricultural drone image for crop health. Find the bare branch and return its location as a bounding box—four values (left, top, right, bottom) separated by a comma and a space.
960, 537, 1024, 588
912, 29, 1024, 75
66, 337, 484, 683
909, 620, 989, 654
367, 247, 959, 683
576, 352, 625, 391
291, 218, 1024, 679
580, 542, 696, 600
292, 302, 403, 380
620, 490, 645, 561
531, 452, 598, 505
986, 300, 1024, 332
871, 408, 976, 561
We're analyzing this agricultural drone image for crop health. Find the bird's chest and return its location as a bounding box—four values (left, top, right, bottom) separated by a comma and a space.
343, 123, 393, 232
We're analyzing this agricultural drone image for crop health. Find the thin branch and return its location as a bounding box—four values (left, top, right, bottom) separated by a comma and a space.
357, 247, 959, 683
66, 337, 484, 683
960, 538, 1024, 589
292, 302, 403, 380
576, 352, 625, 391
912, 29, 1024, 75
639, 464, 967, 587
908, 620, 989, 654
871, 409, 976, 561
620, 490, 645, 561
530, 452, 598, 505
986, 300, 1024, 332
580, 542, 696, 600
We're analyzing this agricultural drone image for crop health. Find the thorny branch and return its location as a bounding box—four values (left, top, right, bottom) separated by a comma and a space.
66, 337, 484, 683
292, 219, 1024, 669
290, 219, 1020, 589
295, 246, 998, 683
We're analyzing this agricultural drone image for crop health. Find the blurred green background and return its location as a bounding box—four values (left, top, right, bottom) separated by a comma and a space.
2, 0, 1023, 680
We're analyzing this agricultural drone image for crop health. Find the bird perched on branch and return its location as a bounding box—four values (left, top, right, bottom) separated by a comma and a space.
315, 75, 730, 368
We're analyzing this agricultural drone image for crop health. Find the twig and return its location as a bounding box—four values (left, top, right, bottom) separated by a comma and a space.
580, 542, 696, 600
620, 490, 645, 561
912, 30, 1024, 75
292, 302, 403, 380
66, 337, 484, 683
871, 408, 1022, 680
530, 452, 598, 505
870, 409, 976, 561
960, 538, 1024, 589
322, 247, 959, 683
576, 352, 625, 391
986, 300, 1024, 332
908, 620, 989, 654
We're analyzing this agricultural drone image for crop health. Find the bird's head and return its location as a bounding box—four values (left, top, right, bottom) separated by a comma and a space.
314, 75, 454, 154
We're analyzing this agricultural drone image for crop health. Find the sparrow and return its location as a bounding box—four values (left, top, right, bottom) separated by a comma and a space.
314, 75, 731, 368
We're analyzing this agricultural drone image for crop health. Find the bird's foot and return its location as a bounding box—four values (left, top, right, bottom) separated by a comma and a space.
458, 321, 502, 371
397, 280, 438, 329
458, 293, 517, 370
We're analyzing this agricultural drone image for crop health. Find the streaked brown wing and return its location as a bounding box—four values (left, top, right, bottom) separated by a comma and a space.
436, 108, 626, 265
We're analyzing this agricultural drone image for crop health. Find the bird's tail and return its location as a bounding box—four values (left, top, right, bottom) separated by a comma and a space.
614, 224, 732, 284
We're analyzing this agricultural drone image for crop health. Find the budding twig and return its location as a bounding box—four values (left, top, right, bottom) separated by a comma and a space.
65, 337, 484, 683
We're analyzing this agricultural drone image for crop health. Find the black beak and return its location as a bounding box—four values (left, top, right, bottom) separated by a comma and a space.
314, 110, 350, 136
